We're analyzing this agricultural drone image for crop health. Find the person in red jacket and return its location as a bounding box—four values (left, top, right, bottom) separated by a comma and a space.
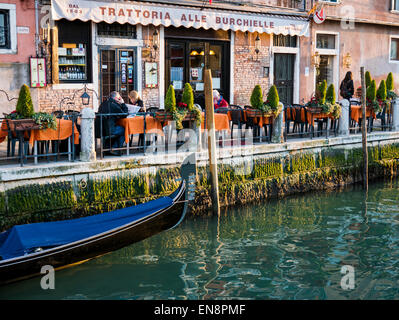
213, 90, 229, 110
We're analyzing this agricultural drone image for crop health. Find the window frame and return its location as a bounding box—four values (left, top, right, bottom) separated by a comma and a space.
0, 3, 16, 54
392, 0, 399, 13
389, 36, 399, 63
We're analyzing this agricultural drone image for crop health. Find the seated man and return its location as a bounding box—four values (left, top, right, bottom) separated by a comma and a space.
213, 90, 229, 110
98, 91, 128, 153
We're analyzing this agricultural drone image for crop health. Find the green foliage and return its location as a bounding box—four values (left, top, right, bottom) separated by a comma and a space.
316, 80, 327, 105
164, 85, 176, 113
250, 85, 264, 110
326, 84, 336, 104
181, 83, 194, 110
387, 72, 394, 92
15, 84, 34, 118
366, 80, 377, 101
376, 80, 387, 102
266, 85, 279, 110
386, 72, 397, 100
32, 112, 57, 130
365, 71, 372, 88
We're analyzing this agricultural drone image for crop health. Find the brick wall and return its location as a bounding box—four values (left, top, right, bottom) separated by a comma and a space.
233, 31, 271, 106
38, 86, 91, 113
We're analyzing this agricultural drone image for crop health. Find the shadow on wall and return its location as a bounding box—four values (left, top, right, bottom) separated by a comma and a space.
0, 63, 39, 114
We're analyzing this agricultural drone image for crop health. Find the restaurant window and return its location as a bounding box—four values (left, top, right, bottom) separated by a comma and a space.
392, 0, 399, 11
316, 55, 334, 87
390, 38, 399, 61
166, 39, 230, 105
273, 35, 297, 47
316, 34, 336, 50
57, 19, 92, 83
97, 22, 136, 38
0, 9, 10, 49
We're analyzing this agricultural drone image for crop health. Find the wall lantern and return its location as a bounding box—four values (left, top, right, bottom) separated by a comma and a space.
255, 34, 261, 55
152, 29, 159, 51
343, 52, 352, 69
80, 91, 91, 106
311, 51, 321, 69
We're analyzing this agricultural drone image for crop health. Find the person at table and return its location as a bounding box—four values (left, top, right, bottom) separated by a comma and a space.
213, 90, 229, 110
98, 91, 128, 151
128, 90, 146, 112
340, 71, 354, 104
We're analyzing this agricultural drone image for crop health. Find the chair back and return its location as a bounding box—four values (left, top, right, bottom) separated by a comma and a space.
95, 113, 112, 138
146, 107, 159, 115
215, 107, 229, 114
52, 110, 64, 119
230, 109, 243, 123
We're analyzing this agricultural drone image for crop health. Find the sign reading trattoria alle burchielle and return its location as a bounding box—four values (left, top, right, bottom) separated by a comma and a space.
51, 0, 310, 37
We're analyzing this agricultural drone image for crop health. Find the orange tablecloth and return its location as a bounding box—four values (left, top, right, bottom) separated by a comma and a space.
117, 116, 165, 144
201, 113, 230, 131
350, 106, 376, 124
29, 119, 79, 146
285, 107, 306, 123
244, 110, 273, 127
0, 120, 8, 144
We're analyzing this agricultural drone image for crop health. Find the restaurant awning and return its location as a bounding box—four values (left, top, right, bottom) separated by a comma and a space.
51, 0, 310, 37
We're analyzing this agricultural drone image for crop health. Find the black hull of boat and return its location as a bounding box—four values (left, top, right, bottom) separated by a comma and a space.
0, 182, 186, 285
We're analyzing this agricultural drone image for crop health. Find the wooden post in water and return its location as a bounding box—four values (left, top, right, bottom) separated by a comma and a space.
204, 69, 220, 216
360, 66, 368, 191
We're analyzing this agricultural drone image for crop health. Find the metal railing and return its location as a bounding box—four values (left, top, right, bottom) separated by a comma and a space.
0, 113, 78, 167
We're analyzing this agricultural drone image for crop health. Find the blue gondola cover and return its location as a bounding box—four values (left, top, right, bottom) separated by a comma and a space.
0, 197, 173, 260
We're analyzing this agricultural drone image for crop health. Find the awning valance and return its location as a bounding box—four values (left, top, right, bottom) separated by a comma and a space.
51, 0, 310, 37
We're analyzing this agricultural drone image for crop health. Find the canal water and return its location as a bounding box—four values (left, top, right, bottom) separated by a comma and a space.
1, 178, 399, 300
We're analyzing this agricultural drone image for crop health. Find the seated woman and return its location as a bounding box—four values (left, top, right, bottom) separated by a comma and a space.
128, 90, 146, 112
213, 90, 229, 110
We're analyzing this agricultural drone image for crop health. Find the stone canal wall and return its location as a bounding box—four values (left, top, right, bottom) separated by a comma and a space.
1, 132, 399, 231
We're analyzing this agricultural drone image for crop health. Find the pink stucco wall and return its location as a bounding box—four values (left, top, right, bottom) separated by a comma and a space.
1, 0, 36, 63
299, 16, 399, 103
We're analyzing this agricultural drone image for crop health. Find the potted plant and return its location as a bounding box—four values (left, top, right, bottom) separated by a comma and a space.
5, 84, 57, 131
386, 72, 397, 100
155, 84, 175, 121
248, 84, 265, 116
366, 79, 381, 113
264, 85, 283, 118
306, 80, 327, 113
180, 83, 202, 128
305, 81, 341, 119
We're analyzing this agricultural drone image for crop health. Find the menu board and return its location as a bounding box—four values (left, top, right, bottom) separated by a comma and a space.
30, 57, 47, 88
145, 62, 158, 88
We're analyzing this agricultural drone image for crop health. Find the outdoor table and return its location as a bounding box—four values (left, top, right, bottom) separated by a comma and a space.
305, 108, 336, 138
244, 109, 274, 142
350, 105, 376, 124
117, 115, 165, 144
201, 112, 230, 131
29, 119, 80, 164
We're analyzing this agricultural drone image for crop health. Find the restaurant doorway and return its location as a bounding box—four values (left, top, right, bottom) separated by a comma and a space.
99, 48, 137, 103
274, 53, 295, 105
165, 39, 230, 107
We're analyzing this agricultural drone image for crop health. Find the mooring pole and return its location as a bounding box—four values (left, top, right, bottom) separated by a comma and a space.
204, 69, 220, 216
360, 66, 368, 191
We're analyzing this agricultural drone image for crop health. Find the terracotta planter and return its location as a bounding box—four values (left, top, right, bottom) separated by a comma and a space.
154, 111, 173, 121
183, 111, 198, 121
245, 108, 266, 117
7, 119, 40, 131
307, 107, 323, 113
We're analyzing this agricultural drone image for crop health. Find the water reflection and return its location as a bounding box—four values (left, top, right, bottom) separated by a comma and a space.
1, 180, 399, 299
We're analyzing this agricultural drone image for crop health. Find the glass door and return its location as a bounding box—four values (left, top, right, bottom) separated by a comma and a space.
165, 39, 230, 106
99, 48, 136, 103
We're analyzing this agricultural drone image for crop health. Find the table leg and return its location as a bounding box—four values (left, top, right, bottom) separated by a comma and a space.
68, 137, 71, 162
34, 141, 38, 165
